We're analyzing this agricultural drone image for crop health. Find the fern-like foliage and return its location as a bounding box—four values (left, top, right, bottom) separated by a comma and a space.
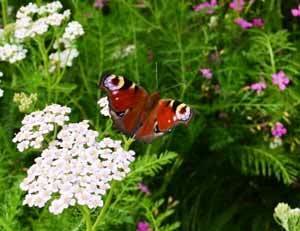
229, 146, 300, 185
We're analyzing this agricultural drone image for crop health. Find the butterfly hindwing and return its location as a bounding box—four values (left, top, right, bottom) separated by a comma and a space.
134, 99, 192, 142
100, 74, 148, 135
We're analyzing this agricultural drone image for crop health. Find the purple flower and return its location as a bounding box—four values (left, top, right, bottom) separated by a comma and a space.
234, 18, 253, 29
137, 221, 151, 231
291, 5, 300, 17
272, 71, 290, 91
138, 183, 151, 195
252, 18, 264, 27
94, 0, 109, 9
271, 122, 287, 138
200, 68, 213, 79
250, 82, 267, 93
229, 0, 245, 12
193, 0, 217, 14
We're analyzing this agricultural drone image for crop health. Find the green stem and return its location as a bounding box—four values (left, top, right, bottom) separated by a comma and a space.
80, 206, 92, 231
1, 0, 8, 26
92, 183, 115, 231
266, 36, 276, 73
36, 38, 51, 101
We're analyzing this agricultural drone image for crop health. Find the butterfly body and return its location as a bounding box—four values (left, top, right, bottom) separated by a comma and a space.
100, 74, 192, 143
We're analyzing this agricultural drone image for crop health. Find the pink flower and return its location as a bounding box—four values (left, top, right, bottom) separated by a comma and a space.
271, 122, 287, 138
252, 18, 264, 27
94, 0, 109, 9
137, 221, 151, 231
250, 82, 266, 93
200, 68, 213, 79
234, 18, 253, 29
272, 71, 290, 91
291, 5, 300, 17
229, 0, 245, 12
193, 0, 218, 14
138, 183, 151, 195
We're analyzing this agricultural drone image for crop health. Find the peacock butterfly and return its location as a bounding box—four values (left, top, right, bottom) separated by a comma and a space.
100, 74, 192, 143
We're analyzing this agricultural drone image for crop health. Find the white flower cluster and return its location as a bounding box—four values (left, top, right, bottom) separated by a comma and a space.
15, 2, 70, 40
97, 96, 111, 117
0, 71, 3, 98
20, 121, 135, 215
13, 104, 71, 152
49, 48, 79, 72
13, 92, 38, 112
274, 203, 300, 231
0, 1, 84, 66
0, 44, 27, 63
112, 44, 136, 59
49, 21, 84, 72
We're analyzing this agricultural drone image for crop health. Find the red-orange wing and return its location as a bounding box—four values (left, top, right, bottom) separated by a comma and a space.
100, 74, 149, 135
134, 99, 193, 143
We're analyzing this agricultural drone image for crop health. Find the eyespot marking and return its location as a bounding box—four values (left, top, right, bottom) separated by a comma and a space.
104, 75, 125, 91
176, 103, 191, 121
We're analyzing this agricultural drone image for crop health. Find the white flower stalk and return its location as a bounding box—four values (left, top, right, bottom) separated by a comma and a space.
14, 1, 70, 40
49, 48, 79, 72
97, 96, 111, 117
13, 104, 71, 152
20, 121, 135, 215
0, 44, 27, 63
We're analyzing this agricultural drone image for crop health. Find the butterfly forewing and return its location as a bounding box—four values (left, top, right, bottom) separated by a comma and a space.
100, 74, 149, 135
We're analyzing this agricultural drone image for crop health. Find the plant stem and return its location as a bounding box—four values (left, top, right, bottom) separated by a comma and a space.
36, 38, 51, 101
92, 183, 115, 231
80, 206, 92, 231
266, 36, 276, 73
1, 0, 8, 26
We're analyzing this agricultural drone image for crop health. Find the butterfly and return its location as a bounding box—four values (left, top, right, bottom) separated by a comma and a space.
100, 74, 192, 143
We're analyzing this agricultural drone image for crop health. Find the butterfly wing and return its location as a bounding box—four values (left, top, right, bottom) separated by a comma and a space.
134, 99, 193, 142
100, 74, 149, 135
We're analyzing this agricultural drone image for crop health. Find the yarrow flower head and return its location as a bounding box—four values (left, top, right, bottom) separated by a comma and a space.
271, 122, 287, 138
193, 0, 217, 14
0, 44, 27, 63
234, 18, 253, 29
14, 1, 71, 40
13, 104, 71, 152
137, 221, 151, 231
98, 96, 111, 117
13, 92, 38, 112
112, 44, 136, 59
49, 48, 79, 72
50, 21, 84, 72
54, 21, 85, 49
229, 0, 245, 12
19, 121, 135, 214
199, 68, 213, 79
250, 81, 266, 93
272, 71, 290, 91
291, 5, 300, 17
